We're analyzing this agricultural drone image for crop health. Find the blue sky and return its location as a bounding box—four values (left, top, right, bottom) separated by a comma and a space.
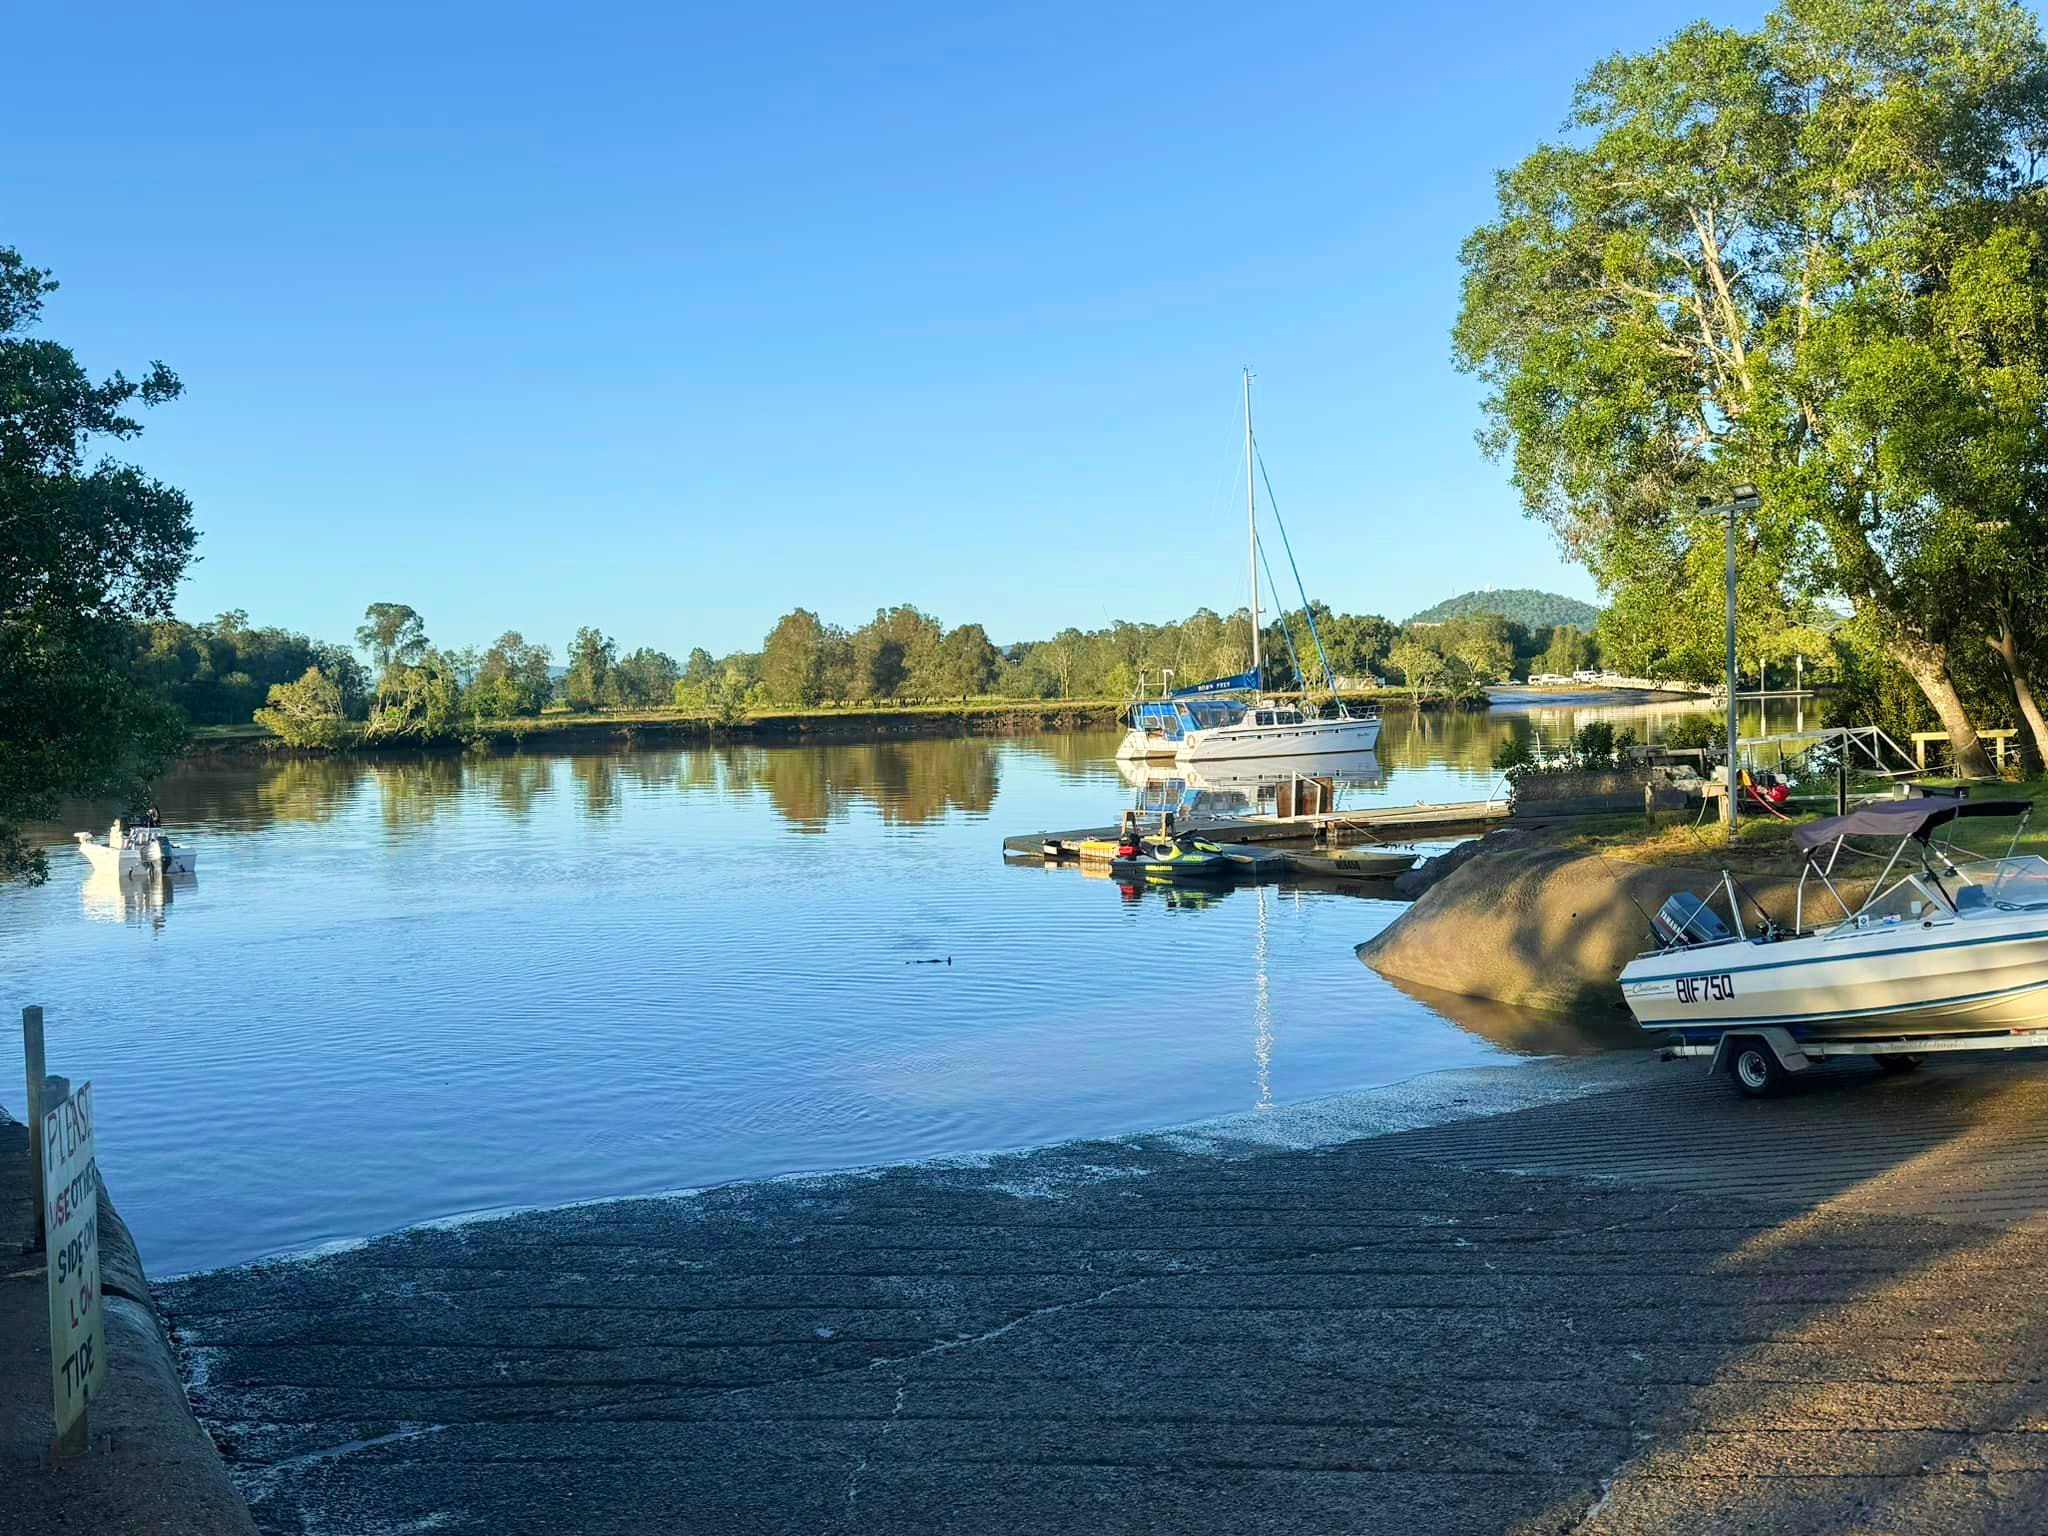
13, 1, 1766, 656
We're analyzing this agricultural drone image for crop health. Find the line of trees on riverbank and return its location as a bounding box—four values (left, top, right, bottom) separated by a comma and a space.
130, 601, 1612, 748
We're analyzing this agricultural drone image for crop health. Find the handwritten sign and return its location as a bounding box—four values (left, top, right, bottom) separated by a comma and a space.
43, 1081, 104, 1439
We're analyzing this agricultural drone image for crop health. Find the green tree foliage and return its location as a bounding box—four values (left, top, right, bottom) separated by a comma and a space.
563, 626, 618, 711
1453, 0, 2048, 776
936, 623, 1001, 702
356, 602, 428, 678
851, 605, 943, 702
1387, 639, 1447, 691
613, 647, 680, 708
254, 666, 354, 748
1406, 588, 1599, 629
1320, 610, 1398, 682
133, 610, 365, 724
468, 631, 552, 718
761, 608, 832, 707
1536, 624, 1598, 677
364, 649, 463, 741
1, 248, 195, 882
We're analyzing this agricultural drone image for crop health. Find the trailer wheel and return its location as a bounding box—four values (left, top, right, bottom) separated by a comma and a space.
1872, 1053, 1924, 1074
1729, 1038, 1789, 1098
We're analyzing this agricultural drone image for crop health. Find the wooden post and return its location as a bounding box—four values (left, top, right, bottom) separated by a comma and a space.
22, 1006, 45, 1252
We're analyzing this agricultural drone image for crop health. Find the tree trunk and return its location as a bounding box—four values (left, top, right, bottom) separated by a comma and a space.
1889, 633, 1995, 778
1988, 618, 2048, 772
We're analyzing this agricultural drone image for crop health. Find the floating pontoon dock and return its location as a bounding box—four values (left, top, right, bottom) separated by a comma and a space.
1005, 798, 1510, 860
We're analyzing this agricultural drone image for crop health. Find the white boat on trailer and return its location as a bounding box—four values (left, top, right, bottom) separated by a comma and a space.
74, 820, 197, 879
1620, 796, 2048, 1094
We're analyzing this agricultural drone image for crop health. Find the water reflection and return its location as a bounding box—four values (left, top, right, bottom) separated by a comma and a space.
716, 740, 1000, 831
1108, 878, 1236, 910
39, 690, 1792, 851
1375, 972, 1645, 1056
478, 755, 556, 819
1118, 751, 1387, 822
10, 702, 1750, 1277
82, 869, 195, 933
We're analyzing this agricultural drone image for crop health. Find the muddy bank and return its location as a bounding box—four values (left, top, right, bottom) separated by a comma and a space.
1361, 831, 1817, 1014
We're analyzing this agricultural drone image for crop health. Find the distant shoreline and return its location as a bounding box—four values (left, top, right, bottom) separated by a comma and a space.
182, 689, 1484, 758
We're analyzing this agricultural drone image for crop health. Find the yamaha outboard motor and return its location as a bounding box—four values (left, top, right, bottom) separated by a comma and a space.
1649, 891, 1731, 950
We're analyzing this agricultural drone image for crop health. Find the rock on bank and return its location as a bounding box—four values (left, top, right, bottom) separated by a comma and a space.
1360, 831, 1796, 1015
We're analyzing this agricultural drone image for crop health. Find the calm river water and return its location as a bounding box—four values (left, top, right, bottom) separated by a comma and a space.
1, 692, 1811, 1274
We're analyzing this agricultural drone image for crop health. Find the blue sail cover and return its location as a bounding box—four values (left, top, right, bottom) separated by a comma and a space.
1172, 671, 1258, 698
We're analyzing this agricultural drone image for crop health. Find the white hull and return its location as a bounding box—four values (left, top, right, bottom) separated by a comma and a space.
1115, 728, 1181, 762
1178, 715, 1381, 763
76, 837, 197, 879
1620, 910, 2048, 1041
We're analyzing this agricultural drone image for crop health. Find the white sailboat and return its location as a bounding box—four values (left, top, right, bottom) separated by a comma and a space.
1176, 370, 1380, 765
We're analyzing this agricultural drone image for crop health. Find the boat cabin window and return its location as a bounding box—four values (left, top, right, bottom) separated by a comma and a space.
1271, 709, 1301, 726
1178, 701, 1244, 730
1253, 710, 1274, 726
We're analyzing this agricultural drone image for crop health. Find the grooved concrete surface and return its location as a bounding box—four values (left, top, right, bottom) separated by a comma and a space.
159, 1057, 2048, 1535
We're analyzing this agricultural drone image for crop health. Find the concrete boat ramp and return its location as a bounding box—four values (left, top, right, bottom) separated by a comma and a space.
160, 1052, 2048, 1534
1005, 797, 1510, 859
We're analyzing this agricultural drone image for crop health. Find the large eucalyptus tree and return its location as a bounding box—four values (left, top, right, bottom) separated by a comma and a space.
1456, 0, 2048, 776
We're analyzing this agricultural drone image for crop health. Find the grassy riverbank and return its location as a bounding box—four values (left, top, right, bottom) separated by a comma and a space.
1548, 777, 2048, 871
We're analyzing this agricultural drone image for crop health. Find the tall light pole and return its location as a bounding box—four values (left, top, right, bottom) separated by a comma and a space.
1701, 483, 1762, 831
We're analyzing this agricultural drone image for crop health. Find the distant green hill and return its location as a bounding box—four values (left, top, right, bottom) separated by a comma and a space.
1405, 588, 1601, 630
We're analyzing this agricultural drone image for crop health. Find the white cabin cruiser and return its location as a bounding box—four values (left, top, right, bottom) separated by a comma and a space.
1117, 691, 1380, 763
74, 820, 197, 879
1178, 699, 1379, 762
1620, 797, 2048, 1047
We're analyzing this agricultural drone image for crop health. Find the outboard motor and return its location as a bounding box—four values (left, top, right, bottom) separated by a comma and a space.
1650, 891, 1731, 950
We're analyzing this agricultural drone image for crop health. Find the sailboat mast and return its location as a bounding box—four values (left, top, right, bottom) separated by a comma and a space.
1244, 368, 1260, 686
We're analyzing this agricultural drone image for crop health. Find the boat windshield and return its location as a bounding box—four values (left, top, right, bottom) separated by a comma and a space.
1130, 701, 1185, 738
1957, 854, 2048, 911
1824, 873, 1954, 936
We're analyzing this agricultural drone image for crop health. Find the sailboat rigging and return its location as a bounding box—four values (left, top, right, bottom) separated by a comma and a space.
1118, 371, 1381, 764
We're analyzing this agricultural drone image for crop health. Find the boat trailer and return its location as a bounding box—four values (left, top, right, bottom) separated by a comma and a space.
1666, 1025, 2048, 1098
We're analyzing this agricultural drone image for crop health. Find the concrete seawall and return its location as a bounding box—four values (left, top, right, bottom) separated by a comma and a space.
1, 1111, 254, 1535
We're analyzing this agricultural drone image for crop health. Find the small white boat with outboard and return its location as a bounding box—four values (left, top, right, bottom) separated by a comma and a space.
74, 820, 197, 879
1621, 797, 2048, 1090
